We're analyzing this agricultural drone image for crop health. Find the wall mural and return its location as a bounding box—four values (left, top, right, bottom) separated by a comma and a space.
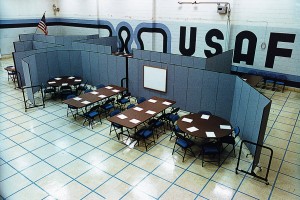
1, 19, 297, 69
113, 22, 296, 69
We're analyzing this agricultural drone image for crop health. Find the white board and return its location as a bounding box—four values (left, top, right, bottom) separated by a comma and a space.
143, 65, 167, 92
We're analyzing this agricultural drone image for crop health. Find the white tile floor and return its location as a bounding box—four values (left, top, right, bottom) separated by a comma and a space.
0, 57, 299, 199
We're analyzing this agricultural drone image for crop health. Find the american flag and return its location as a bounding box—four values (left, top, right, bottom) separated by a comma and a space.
37, 13, 48, 35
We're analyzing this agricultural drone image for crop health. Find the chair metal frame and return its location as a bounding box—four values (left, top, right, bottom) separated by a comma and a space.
135, 124, 156, 151
172, 131, 196, 162
201, 141, 222, 167
83, 104, 102, 128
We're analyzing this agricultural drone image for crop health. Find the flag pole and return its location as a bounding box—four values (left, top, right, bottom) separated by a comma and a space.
35, 11, 46, 34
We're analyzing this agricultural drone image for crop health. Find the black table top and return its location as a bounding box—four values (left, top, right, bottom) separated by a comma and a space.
177, 113, 232, 138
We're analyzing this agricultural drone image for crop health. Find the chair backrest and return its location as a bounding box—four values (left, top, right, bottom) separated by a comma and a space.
105, 98, 115, 105
66, 94, 76, 99
265, 72, 276, 79
171, 107, 180, 114
127, 104, 135, 109
137, 97, 146, 104
61, 85, 72, 90
109, 109, 121, 117
276, 74, 287, 81
121, 92, 131, 98
90, 104, 100, 112
233, 126, 240, 137
198, 110, 212, 115
82, 80, 88, 86
174, 131, 185, 139
146, 123, 155, 131
170, 114, 180, 124
96, 84, 105, 89
174, 131, 193, 145
84, 89, 92, 93
248, 70, 257, 75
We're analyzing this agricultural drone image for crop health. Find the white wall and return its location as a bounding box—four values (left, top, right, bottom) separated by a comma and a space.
0, 0, 57, 55
1, 0, 299, 76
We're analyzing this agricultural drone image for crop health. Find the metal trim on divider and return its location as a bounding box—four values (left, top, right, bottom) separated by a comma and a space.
236, 140, 273, 185
21, 85, 45, 112
121, 78, 128, 90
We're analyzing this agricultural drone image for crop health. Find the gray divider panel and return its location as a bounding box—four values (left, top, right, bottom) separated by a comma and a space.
34, 34, 46, 42
235, 82, 251, 134
200, 71, 219, 114
104, 46, 111, 54
186, 68, 204, 112
128, 59, 139, 97
91, 44, 98, 52
19, 34, 34, 41
215, 73, 235, 120
90, 52, 100, 85
23, 54, 38, 94
84, 43, 92, 51
58, 51, 71, 76
230, 77, 271, 156
182, 56, 194, 67
14, 41, 33, 52
22, 60, 34, 104
14, 41, 25, 52
46, 35, 56, 44
138, 60, 147, 98
193, 57, 206, 69
33, 41, 60, 49
165, 64, 175, 101
70, 51, 82, 77
99, 54, 108, 85
160, 53, 171, 64
35, 52, 49, 85
135, 49, 199, 69
133, 49, 142, 59
205, 50, 233, 74
97, 36, 117, 52
116, 56, 126, 86
141, 50, 151, 61
172, 66, 189, 110
97, 45, 104, 53
107, 56, 118, 86
150, 51, 161, 62
47, 51, 59, 79
242, 87, 260, 147
170, 54, 182, 66
230, 78, 243, 126
55, 36, 64, 45
81, 51, 91, 83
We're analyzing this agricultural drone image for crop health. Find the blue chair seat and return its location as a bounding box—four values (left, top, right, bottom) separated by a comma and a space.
203, 145, 220, 154
276, 81, 284, 85
119, 98, 130, 104
177, 138, 189, 148
68, 105, 77, 109
126, 104, 135, 109
8, 71, 16, 75
137, 129, 153, 138
112, 122, 122, 128
220, 136, 235, 144
103, 104, 113, 110
85, 111, 98, 118
154, 120, 164, 127
265, 79, 274, 83
174, 125, 182, 132
167, 113, 177, 121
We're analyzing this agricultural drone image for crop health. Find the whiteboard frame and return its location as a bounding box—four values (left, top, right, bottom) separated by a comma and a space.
143, 65, 167, 93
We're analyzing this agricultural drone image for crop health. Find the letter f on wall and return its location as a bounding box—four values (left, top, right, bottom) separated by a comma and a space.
265, 33, 296, 68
